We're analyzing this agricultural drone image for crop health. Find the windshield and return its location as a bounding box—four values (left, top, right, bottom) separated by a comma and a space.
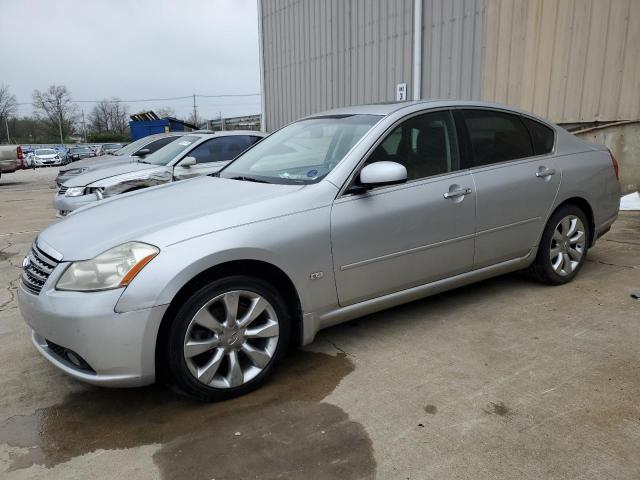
219, 115, 381, 184
71, 147, 91, 153
35, 148, 56, 155
142, 135, 200, 165
114, 136, 157, 156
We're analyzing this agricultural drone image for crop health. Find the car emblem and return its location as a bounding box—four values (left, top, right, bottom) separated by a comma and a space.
22, 256, 30, 269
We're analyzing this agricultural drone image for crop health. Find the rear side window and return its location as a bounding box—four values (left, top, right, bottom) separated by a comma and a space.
462, 110, 534, 166
523, 118, 555, 155
142, 136, 179, 154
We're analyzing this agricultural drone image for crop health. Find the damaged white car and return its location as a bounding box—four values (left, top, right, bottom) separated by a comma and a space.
53, 131, 265, 216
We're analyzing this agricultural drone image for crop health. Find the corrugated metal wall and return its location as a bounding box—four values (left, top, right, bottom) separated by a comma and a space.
421, 0, 485, 100
482, 0, 640, 123
261, 0, 414, 130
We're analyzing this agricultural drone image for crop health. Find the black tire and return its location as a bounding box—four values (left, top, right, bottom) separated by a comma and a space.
165, 275, 291, 402
528, 204, 590, 285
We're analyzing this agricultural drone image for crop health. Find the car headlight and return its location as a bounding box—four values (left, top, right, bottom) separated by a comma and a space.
65, 186, 86, 197
56, 242, 159, 291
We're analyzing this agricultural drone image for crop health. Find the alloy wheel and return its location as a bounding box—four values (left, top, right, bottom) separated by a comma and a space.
183, 290, 280, 388
550, 214, 586, 276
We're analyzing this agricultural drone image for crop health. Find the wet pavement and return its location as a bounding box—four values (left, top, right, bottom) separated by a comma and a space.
1, 167, 639, 479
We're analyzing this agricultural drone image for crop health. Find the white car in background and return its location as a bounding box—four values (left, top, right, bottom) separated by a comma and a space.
32, 148, 63, 167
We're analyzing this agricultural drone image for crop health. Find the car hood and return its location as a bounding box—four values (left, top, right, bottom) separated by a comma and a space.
38, 176, 331, 260
63, 162, 162, 187
35, 154, 57, 159
60, 155, 135, 172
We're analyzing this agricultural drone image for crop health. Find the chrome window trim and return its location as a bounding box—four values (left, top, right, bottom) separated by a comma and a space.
452, 106, 559, 168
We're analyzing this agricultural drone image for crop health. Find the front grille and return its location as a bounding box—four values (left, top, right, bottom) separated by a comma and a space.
21, 244, 60, 295
58, 185, 68, 195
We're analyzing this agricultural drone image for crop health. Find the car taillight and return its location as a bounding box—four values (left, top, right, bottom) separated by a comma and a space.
609, 149, 619, 180
17, 146, 23, 160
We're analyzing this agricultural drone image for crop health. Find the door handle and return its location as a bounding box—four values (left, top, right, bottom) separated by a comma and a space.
443, 187, 472, 199
535, 167, 556, 178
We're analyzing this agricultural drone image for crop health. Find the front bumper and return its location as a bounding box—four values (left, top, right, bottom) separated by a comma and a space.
53, 192, 98, 216
35, 159, 62, 167
17, 279, 168, 387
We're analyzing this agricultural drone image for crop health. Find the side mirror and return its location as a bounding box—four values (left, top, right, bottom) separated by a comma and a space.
359, 161, 407, 188
180, 156, 196, 168
133, 148, 151, 157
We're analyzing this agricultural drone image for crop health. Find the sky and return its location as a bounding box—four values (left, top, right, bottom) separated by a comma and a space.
0, 0, 261, 121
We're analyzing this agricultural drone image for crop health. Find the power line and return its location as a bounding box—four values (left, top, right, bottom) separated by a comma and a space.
15, 92, 261, 106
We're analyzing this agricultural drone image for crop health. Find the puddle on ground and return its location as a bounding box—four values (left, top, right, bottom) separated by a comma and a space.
0, 350, 376, 479
0, 251, 16, 262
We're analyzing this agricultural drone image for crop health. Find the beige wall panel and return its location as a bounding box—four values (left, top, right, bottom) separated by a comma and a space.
483, 0, 640, 123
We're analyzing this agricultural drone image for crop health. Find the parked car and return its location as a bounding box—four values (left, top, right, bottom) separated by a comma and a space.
55, 133, 185, 186
67, 146, 95, 162
53, 131, 264, 216
53, 146, 68, 163
0, 145, 23, 176
32, 148, 63, 167
103, 143, 124, 155
18, 101, 620, 401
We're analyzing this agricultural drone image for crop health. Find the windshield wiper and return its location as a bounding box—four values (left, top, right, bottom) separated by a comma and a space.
228, 176, 271, 184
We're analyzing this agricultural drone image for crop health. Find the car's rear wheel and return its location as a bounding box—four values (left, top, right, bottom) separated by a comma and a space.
165, 275, 290, 402
528, 204, 590, 285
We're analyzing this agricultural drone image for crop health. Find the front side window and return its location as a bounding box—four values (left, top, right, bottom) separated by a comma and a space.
462, 109, 534, 166
365, 110, 460, 181
186, 136, 253, 164
142, 136, 179, 155
219, 115, 381, 184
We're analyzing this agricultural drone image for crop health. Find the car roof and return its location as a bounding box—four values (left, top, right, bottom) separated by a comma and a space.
182, 130, 266, 138
314, 99, 553, 122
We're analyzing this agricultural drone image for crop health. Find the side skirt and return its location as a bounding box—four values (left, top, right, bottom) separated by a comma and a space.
301, 252, 533, 345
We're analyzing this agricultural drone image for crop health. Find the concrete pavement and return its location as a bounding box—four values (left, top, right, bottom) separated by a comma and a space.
0, 167, 639, 479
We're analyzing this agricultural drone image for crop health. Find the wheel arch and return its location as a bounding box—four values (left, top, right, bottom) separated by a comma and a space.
155, 259, 303, 378
551, 196, 596, 247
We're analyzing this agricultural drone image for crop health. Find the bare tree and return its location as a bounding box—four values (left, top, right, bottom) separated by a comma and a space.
0, 84, 18, 143
32, 85, 77, 140
186, 111, 201, 127
88, 98, 130, 134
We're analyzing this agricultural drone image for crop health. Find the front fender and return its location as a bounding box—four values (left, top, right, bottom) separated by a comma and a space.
115, 206, 336, 316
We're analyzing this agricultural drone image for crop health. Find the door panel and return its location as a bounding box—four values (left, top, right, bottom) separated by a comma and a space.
331, 172, 476, 306
472, 159, 561, 268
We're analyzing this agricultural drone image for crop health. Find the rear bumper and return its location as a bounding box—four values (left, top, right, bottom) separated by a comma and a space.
594, 213, 618, 245
0, 160, 19, 173
18, 281, 167, 387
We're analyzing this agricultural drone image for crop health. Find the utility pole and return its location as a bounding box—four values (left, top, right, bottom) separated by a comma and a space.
192, 94, 198, 127
4, 117, 10, 144
81, 109, 87, 143
57, 112, 64, 146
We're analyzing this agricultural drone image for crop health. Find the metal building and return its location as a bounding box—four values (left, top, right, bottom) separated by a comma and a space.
258, 0, 640, 131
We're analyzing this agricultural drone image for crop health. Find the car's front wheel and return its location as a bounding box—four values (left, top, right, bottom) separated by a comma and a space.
165, 275, 290, 401
529, 204, 590, 285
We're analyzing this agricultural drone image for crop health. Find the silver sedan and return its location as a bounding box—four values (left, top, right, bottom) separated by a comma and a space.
18, 100, 620, 401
